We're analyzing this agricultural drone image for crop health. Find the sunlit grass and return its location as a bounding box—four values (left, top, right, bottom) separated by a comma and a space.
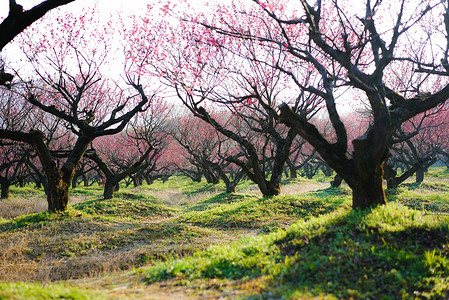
145, 202, 449, 299
1, 168, 449, 298
0, 281, 108, 299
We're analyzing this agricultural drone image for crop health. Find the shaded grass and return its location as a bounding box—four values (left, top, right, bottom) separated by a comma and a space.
145, 203, 449, 299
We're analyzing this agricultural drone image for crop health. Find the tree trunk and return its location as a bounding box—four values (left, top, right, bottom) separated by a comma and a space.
132, 175, 139, 187
257, 180, 281, 197
416, 167, 425, 183
104, 179, 117, 199
0, 177, 10, 199
330, 174, 342, 188
204, 169, 219, 184
350, 138, 388, 210
47, 178, 69, 212
383, 163, 398, 189
72, 175, 78, 189
351, 174, 386, 210
225, 182, 237, 193
286, 160, 297, 179
35, 180, 42, 189
144, 173, 153, 185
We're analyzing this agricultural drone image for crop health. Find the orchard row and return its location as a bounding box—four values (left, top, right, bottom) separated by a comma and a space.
2, 0, 449, 211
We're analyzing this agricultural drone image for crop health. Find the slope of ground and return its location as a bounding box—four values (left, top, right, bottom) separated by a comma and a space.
0, 171, 448, 298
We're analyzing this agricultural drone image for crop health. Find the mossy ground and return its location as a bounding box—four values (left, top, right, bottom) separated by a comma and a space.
0, 170, 448, 298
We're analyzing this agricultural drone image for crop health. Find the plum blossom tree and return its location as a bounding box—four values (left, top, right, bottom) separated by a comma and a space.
195, 0, 449, 209
0, 11, 154, 211
385, 107, 449, 188
170, 110, 245, 192
87, 99, 171, 199
126, 12, 321, 197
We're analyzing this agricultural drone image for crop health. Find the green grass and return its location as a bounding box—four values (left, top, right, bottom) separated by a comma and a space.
0, 281, 108, 299
426, 167, 449, 179
177, 189, 350, 231
146, 203, 449, 299
386, 181, 449, 213
138, 175, 225, 196
73, 196, 177, 219
2, 169, 449, 298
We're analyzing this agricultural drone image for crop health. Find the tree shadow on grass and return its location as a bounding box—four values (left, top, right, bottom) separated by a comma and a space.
265, 207, 449, 299
148, 205, 449, 299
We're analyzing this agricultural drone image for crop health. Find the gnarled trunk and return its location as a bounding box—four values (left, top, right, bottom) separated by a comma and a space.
104, 178, 120, 199
256, 178, 281, 197
204, 169, 219, 184
350, 165, 386, 210
348, 134, 388, 209
47, 178, 69, 212
416, 168, 425, 183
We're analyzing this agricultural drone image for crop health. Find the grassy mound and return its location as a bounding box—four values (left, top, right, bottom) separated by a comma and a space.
177, 189, 350, 231
73, 196, 177, 219
0, 206, 230, 282
145, 203, 449, 299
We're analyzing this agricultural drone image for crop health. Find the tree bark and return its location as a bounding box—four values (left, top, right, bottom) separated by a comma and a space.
47, 176, 69, 211
330, 174, 342, 188
0, 176, 10, 199
416, 168, 425, 183
351, 166, 386, 209
103, 179, 118, 200
279, 104, 389, 210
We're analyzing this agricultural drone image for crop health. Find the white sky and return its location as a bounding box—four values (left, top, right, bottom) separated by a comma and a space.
0, 0, 149, 19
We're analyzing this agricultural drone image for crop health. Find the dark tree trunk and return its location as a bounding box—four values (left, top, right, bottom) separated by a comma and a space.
104, 178, 119, 199
330, 174, 342, 188
190, 174, 202, 182
416, 167, 425, 183
286, 160, 298, 179
258, 181, 281, 197
47, 177, 69, 212
383, 163, 399, 189
351, 170, 386, 210
204, 169, 219, 184
225, 182, 237, 193
35, 180, 42, 189
132, 175, 139, 187
321, 164, 333, 177
349, 137, 388, 209
72, 175, 78, 189
0, 176, 10, 199
144, 173, 153, 185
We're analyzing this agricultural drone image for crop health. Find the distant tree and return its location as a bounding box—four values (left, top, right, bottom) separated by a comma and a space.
126, 13, 320, 197
385, 109, 448, 188
170, 111, 245, 192
88, 100, 170, 199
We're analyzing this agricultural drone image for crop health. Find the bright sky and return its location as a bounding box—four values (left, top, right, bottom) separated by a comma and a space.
0, 0, 149, 19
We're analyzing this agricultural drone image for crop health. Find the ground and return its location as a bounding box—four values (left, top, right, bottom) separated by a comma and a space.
0, 170, 449, 299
